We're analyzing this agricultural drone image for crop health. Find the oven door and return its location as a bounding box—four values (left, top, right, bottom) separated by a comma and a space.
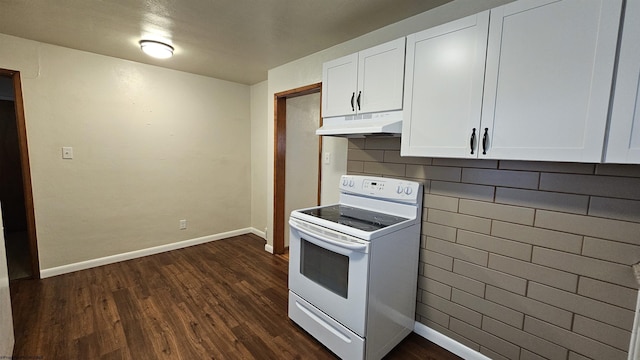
288, 217, 370, 337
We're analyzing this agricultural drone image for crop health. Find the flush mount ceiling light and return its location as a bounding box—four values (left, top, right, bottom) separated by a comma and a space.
139, 40, 174, 59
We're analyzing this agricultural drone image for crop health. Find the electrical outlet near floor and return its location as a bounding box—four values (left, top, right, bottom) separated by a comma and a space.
179, 219, 187, 230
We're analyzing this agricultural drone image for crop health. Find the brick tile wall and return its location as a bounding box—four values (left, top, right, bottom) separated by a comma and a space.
347, 137, 640, 360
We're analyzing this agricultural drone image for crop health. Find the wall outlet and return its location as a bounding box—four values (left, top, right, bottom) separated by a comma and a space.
179, 219, 187, 230
62, 146, 73, 159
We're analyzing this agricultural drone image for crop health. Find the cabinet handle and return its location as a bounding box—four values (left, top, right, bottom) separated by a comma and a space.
482, 128, 489, 155
470, 128, 476, 154
350, 92, 355, 111
356, 91, 361, 111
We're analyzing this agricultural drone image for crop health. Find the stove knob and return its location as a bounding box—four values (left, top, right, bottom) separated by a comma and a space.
396, 185, 403, 194
342, 178, 349, 187
348, 179, 355, 187
404, 187, 413, 195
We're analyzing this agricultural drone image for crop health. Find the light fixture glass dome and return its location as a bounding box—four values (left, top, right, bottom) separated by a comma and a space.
139, 40, 174, 59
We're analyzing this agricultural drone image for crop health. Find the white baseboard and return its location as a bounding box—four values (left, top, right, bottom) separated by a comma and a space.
413, 322, 491, 360
250, 227, 266, 239
41, 228, 259, 278
264, 243, 274, 254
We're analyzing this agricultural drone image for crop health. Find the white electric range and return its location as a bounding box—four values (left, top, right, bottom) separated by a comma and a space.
288, 175, 423, 360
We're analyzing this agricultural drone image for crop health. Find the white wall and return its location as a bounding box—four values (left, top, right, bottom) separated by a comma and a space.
0, 33, 252, 271
262, 0, 513, 250
0, 204, 14, 359
285, 93, 321, 247
250, 81, 268, 236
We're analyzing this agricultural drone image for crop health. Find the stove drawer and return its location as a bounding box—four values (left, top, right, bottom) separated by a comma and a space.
289, 291, 364, 360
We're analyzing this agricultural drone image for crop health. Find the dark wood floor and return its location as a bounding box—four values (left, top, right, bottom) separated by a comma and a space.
10, 234, 461, 359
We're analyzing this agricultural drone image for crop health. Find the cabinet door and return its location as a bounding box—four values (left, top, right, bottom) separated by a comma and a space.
481, 0, 622, 162
401, 12, 489, 157
357, 37, 406, 114
322, 53, 358, 118
606, 0, 640, 163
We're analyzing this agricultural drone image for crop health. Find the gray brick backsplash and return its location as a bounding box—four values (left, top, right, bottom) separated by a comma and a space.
595, 163, 640, 177
520, 348, 549, 360
421, 248, 454, 270
420, 277, 452, 300
588, 196, 640, 222
495, 187, 589, 214
346, 160, 364, 173
406, 165, 461, 182
480, 347, 511, 360
424, 291, 482, 328
348, 148, 384, 162
459, 199, 535, 225
449, 318, 520, 360
432, 158, 499, 169
532, 247, 637, 288
425, 264, 485, 297
346, 138, 640, 360
540, 172, 640, 200
424, 194, 459, 212
426, 236, 488, 266
462, 168, 539, 189
362, 161, 406, 177
527, 282, 634, 330
451, 289, 524, 328
416, 303, 450, 328
458, 230, 532, 261
482, 317, 568, 360
488, 254, 578, 292
524, 317, 627, 360
427, 208, 492, 234
499, 160, 595, 174
582, 237, 640, 265
422, 221, 457, 242
430, 181, 495, 202
363, 137, 401, 150
577, 277, 637, 310
485, 285, 573, 330
383, 150, 432, 165
491, 220, 583, 253
453, 259, 527, 295
572, 315, 631, 351
535, 210, 640, 245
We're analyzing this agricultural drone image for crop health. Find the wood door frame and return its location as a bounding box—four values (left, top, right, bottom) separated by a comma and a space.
0, 68, 40, 279
273, 82, 322, 255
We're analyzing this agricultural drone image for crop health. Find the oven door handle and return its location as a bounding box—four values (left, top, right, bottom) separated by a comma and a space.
289, 218, 369, 252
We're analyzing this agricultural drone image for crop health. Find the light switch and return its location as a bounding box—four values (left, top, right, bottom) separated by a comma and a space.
324, 152, 331, 165
62, 147, 73, 159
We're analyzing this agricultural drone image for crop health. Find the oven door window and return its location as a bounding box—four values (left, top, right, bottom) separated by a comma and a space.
300, 238, 349, 298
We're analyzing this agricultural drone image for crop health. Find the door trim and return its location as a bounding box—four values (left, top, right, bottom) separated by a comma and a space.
0, 69, 40, 279
273, 82, 322, 254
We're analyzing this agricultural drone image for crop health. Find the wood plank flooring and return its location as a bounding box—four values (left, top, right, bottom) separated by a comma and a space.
10, 234, 462, 359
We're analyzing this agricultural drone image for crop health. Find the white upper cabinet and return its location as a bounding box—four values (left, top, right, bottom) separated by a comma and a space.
481, 0, 622, 162
402, 0, 623, 162
322, 38, 405, 118
605, 0, 640, 163
401, 11, 489, 157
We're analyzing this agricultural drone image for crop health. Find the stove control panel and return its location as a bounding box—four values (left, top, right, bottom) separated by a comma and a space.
340, 175, 422, 203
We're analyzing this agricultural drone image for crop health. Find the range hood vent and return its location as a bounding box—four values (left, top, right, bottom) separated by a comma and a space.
316, 111, 402, 138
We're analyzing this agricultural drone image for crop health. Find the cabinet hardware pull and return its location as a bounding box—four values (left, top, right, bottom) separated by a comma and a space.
470, 128, 476, 154
350, 92, 355, 111
482, 128, 489, 155
356, 91, 361, 111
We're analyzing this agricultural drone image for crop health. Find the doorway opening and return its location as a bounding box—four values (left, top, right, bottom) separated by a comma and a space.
273, 82, 322, 255
0, 69, 39, 280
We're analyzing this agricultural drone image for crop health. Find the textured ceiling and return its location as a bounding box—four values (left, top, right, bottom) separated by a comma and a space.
0, 0, 451, 84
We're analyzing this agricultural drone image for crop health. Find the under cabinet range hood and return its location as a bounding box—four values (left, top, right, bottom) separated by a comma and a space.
316, 111, 402, 138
